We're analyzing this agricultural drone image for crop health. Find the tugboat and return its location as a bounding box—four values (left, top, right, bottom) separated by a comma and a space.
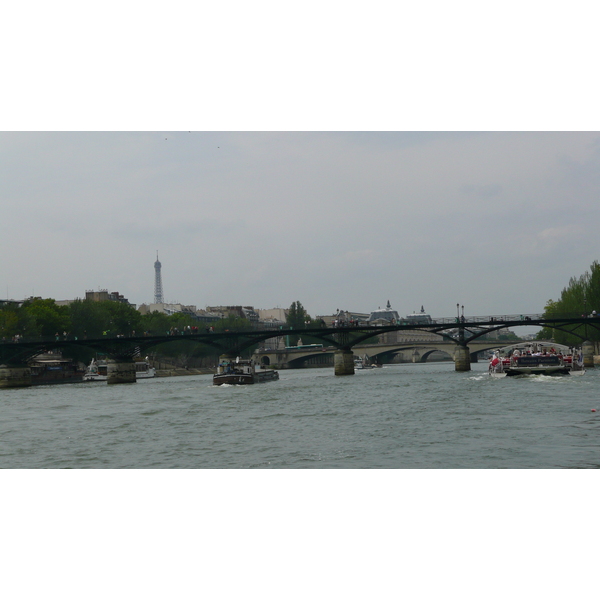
213, 357, 279, 385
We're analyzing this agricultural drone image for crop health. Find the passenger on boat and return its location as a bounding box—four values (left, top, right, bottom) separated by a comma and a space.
489, 353, 502, 372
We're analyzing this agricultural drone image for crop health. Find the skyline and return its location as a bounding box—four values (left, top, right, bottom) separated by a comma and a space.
2, 132, 600, 321
3, 6, 598, 594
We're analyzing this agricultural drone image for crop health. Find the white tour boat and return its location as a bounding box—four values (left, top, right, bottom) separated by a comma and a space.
489, 343, 584, 378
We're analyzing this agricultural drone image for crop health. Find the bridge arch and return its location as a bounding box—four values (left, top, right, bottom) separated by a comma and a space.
420, 348, 454, 362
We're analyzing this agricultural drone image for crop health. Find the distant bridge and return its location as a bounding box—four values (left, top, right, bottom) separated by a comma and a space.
1, 313, 598, 386
254, 338, 515, 369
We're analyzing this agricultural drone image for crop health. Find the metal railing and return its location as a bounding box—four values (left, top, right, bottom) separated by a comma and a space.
1, 313, 597, 346
426, 313, 546, 325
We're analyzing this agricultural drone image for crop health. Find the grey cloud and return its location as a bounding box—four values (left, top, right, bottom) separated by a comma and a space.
2, 132, 600, 319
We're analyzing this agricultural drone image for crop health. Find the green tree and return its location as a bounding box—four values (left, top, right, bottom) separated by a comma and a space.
537, 299, 561, 341
69, 299, 110, 338
169, 312, 200, 331
103, 301, 142, 336
285, 301, 314, 345
0, 307, 19, 339
286, 301, 312, 329
67, 300, 142, 338
537, 261, 600, 345
21, 299, 71, 338
140, 311, 173, 335
212, 315, 252, 332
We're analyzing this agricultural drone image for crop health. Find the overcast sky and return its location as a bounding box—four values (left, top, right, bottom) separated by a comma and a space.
1, 131, 600, 320
5, 3, 600, 585
3, 3, 600, 322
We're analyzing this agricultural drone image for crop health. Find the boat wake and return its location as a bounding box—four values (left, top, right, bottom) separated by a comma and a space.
467, 375, 488, 381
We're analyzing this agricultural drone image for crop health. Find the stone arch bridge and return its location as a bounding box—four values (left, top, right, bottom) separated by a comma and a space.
254, 338, 506, 369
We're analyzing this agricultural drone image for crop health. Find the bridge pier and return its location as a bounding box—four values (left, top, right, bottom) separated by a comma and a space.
334, 350, 355, 376
107, 358, 136, 384
0, 364, 32, 388
454, 345, 471, 372
582, 340, 595, 369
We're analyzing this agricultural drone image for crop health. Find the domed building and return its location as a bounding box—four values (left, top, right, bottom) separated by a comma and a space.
405, 306, 433, 324
368, 301, 401, 325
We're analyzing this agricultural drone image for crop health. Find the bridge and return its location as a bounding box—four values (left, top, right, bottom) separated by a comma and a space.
1, 313, 598, 387
254, 338, 513, 369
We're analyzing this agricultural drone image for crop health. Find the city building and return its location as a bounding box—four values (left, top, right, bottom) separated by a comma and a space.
318, 309, 370, 327
368, 300, 401, 325
206, 306, 260, 325
256, 308, 288, 323
255, 308, 287, 350
85, 289, 134, 307
137, 302, 222, 325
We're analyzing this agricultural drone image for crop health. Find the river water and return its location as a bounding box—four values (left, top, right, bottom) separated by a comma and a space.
2, 362, 600, 468
5, 362, 599, 600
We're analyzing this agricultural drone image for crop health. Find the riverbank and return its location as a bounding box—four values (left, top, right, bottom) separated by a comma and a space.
155, 368, 213, 377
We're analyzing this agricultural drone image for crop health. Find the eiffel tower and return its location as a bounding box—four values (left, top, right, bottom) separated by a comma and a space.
154, 252, 164, 304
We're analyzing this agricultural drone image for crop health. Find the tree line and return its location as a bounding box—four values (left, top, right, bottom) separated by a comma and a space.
0, 298, 322, 342
0, 298, 254, 367
0, 298, 320, 366
0, 298, 248, 341
537, 260, 600, 346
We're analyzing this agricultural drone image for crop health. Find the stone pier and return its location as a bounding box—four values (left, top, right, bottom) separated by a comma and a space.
334, 350, 355, 376
107, 358, 137, 384
582, 340, 595, 369
454, 345, 471, 372
0, 364, 32, 388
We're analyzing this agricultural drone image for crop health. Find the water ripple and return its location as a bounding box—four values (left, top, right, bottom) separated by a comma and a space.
1, 365, 600, 468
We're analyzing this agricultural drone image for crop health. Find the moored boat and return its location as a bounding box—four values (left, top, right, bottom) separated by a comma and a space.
30, 355, 84, 385
354, 357, 369, 370
84, 357, 156, 381
354, 355, 381, 369
213, 357, 279, 385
